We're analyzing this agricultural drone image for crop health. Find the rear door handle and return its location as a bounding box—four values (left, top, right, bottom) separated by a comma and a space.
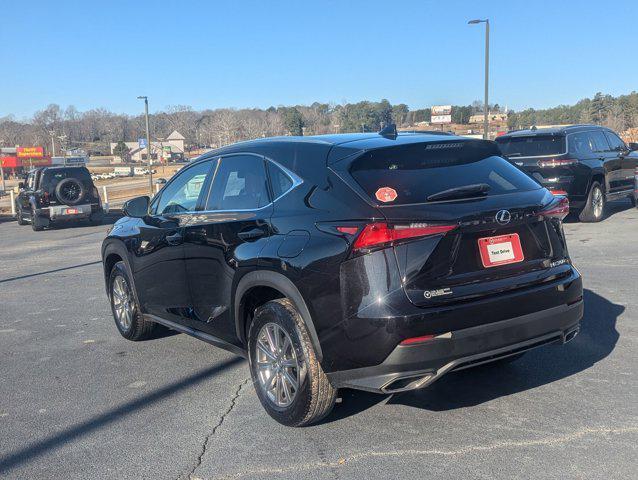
165, 231, 183, 245
238, 227, 267, 241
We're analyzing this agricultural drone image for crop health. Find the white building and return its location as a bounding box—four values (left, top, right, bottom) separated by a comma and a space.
110, 130, 185, 163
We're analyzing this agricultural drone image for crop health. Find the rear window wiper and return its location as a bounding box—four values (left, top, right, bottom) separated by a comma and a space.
426, 183, 491, 202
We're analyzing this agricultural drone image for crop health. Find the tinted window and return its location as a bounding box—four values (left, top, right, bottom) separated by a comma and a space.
496, 135, 566, 157
604, 131, 626, 151
268, 162, 293, 199
589, 130, 611, 152
568, 132, 595, 156
349, 141, 540, 205
154, 160, 212, 214
206, 155, 269, 210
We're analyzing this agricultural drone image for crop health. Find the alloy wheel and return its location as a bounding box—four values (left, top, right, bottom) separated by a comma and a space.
592, 186, 604, 219
255, 322, 300, 407
112, 275, 133, 330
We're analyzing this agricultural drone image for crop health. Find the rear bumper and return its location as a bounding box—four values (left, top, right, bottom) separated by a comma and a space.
36, 204, 102, 222
327, 299, 583, 393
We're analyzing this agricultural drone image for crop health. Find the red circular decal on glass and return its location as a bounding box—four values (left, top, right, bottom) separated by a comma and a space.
375, 187, 398, 203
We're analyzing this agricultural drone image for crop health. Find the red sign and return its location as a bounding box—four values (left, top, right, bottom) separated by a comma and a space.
375, 187, 398, 203
478, 233, 525, 268
17, 146, 44, 158
0, 155, 51, 168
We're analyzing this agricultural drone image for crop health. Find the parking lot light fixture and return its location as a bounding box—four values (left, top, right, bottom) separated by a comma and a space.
468, 18, 490, 140
137, 96, 154, 195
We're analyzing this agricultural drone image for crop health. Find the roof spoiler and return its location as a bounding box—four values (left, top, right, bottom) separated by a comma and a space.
378, 123, 397, 139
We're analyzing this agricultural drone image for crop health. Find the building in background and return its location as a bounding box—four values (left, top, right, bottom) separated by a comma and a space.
110, 130, 185, 163
0, 147, 51, 177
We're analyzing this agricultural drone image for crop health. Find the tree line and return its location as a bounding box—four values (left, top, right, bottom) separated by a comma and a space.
1, 91, 637, 154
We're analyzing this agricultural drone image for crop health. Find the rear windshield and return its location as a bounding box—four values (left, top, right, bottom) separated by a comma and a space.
496, 134, 566, 157
349, 141, 540, 205
41, 168, 92, 189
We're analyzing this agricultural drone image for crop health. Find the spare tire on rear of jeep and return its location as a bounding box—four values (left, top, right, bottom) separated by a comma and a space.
55, 177, 85, 205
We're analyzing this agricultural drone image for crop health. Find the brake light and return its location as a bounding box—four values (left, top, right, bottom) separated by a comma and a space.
538, 158, 577, 168
400, 334, 435, 346
541, 196, 569, 220
353, 222, 457, 251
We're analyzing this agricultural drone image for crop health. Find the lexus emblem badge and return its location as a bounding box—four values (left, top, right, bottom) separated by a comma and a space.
495, 209, 512, 225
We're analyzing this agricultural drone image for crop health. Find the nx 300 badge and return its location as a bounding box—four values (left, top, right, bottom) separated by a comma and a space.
423, 288, 453, 299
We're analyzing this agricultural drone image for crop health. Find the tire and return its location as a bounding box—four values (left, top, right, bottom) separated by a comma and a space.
248, 298, 337, 427
16, 206, 27, 225
579, 181, 605, 222
108, 261, 157, 341
31, 208, 44, 231
55, 178, 85, 205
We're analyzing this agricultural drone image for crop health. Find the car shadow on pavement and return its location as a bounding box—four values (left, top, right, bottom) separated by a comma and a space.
564, 197, 635, 223
0, 357, 245, 476
329, 288, 621, 420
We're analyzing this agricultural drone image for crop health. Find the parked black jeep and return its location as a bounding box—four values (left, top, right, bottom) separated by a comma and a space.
15, 166, 103, 231
496, 125, 638, 222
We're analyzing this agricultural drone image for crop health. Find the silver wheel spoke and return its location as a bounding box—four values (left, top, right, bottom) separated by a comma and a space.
257, 341, 277, 361
254, 322, 300, 407
282, 369, 298, 391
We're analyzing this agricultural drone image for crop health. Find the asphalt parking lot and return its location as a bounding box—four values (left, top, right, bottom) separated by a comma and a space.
0, 201, 636, 480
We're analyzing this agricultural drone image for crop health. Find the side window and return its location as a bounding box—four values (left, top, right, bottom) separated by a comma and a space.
154, 160, 212, 215
206, 155, 269, 210
589, 130, 611, 153
27, 173, 35, 189
568, 132, 594, 156
604, 131, 626, 152
268, 162, 294, 200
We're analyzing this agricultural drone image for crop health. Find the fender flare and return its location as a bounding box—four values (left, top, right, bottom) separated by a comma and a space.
101, 239, 140, 305
234, 270, 323, 361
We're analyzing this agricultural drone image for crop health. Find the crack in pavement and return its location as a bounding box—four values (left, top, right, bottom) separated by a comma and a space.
213, 425, 638, 479
182, 378, 251, 480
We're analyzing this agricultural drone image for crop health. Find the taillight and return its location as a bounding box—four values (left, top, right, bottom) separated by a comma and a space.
549, 189, 568, 196
541, 196, 569, 220
400, 334, 435, 346
352, 222, 457, 251
538, 158, 577, 168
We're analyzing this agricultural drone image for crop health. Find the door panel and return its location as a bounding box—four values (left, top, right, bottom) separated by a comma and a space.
589, 130, 620, 192
183, 154, 273, 344
132, 159, 214, 323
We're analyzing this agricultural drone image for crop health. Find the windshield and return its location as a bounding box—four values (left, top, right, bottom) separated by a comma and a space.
349, 140, 541, 205
496, 135, 566, 157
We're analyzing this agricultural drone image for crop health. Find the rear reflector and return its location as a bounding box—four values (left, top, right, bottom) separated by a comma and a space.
549, 189, 568, 196
541, 196, 569, 220
400, 334, 435, 346
538, 158, 578, 168
353, 222, 457, 251
336, 226, 359, 235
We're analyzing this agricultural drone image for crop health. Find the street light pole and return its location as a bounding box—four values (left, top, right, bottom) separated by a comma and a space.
137, 96, 153, 196
469, 18, 490, 140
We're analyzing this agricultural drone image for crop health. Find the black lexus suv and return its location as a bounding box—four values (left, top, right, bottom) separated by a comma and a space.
16, 166, 103, 230
102, 129, 583, 426
496, 125, 638, 222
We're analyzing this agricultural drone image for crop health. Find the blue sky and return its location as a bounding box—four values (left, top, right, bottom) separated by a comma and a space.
2, 0, 637, 118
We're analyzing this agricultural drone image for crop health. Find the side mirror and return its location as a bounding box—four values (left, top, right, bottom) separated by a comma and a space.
18, 182, 25, 190
123, 195, 150, 218
628, 142, 638, 151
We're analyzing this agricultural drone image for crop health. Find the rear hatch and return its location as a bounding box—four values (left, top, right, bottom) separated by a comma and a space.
339, 139, 571, 307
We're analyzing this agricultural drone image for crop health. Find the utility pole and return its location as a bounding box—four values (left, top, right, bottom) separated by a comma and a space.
49, 131, 56, 156
137, 96, 153, 195
468, 18, 490, 140
0, 138, 6, 193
